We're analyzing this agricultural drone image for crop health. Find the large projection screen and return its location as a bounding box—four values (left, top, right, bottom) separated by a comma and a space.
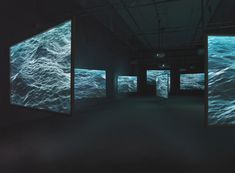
180, 73, 205, 90
74, 68, 106, 99
208, 35, 235, 125
156, 73, 169, 98
118, 76, 137, 93
147, 70, 171, 92
10, 21, 71, 114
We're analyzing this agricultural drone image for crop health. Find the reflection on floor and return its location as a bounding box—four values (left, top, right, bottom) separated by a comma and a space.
1, 96, 235, 172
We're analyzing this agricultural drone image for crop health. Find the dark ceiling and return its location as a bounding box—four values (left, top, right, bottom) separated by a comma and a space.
76, 0, 225, 50
1, 0, 235, 64
108, 0, 220, 50
75, 0, 235, 67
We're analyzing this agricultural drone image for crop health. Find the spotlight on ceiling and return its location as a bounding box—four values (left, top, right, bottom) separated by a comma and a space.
158, 63, 169, 69
154, 52, 165, 58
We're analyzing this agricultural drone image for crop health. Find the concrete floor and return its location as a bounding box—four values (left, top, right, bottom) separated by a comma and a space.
1, 96, 235, 172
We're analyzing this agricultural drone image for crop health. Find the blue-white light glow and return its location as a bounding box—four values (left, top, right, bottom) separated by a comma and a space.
118, 76, 137, 93
147, 70, 171, 92
208, 36, 235, 125
10, 21, 71, 113
180, 73, 205, 90
156, 73, 169, 98
74, 68, 106, 99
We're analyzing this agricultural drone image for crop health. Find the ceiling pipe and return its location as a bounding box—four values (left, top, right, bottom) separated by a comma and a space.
119, 0, 153, 49
120, 0, 180, 8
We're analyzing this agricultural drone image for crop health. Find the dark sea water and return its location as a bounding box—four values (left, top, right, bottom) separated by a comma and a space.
208, 36, 235, 125
74, 69, 106, 99
10, 21, 71, 114
147, 70, 171, 92
180, 73, 205, 90
156, 73, 169, 98
117, 76, 137, 93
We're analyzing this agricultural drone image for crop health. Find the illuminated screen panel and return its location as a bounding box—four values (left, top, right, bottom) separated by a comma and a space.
180, 73, 205, 90
10, 21, 71, 114
74, 69, 106, 99
156, 74, 169, 98
147, 70, 170, 91
208, 36, 235, 125
118, 76, 137, 93
147, 70, 158, 85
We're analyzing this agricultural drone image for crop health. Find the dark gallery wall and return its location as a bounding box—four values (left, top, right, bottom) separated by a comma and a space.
74, 14, 133, 98
0, 40, 5, 105
171, 66, 180, 94
0, 0, 134, 126
0, 1, 86, 126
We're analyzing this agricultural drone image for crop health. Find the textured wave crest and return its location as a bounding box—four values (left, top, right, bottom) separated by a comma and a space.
208, 36, 235, 125
156, 73, 169, 98
74, 69, 106, 99
180, 73, 205, 90
10, 21, 71, 113
147, 70, 171, 92
118, 76, 137, 93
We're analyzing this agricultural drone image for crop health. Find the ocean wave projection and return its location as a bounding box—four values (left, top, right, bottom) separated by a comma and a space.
118, 76, 137, 93
208, 36, 235, 125
147, 70, 171, 92
180, 73, 205, 90
156, 73, 169, 98
74, 69, 106, 99
10, 21, 71, 114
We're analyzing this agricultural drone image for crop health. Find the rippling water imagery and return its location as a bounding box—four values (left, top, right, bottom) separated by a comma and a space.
156, 73, 169, 98
74, 69, 106, 99
208, 36, 235, 125
10, 21, 71, 114
180, 73, 205, 90
118, 76, 137, 93
147, 70, 171, 93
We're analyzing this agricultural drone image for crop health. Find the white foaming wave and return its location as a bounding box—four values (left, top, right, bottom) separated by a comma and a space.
74, 69, 106, 99
11, 21, 71, 113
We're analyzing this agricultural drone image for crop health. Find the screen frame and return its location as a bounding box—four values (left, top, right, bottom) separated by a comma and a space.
156, 73, 169, 98
74, 68, 107, 100
206, 34, 235, 127
117, 75, 138, 94
179, 72, 205, 91
146, 69, 171, 85
9, 18, 74, 116
146, 69, 171, 96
